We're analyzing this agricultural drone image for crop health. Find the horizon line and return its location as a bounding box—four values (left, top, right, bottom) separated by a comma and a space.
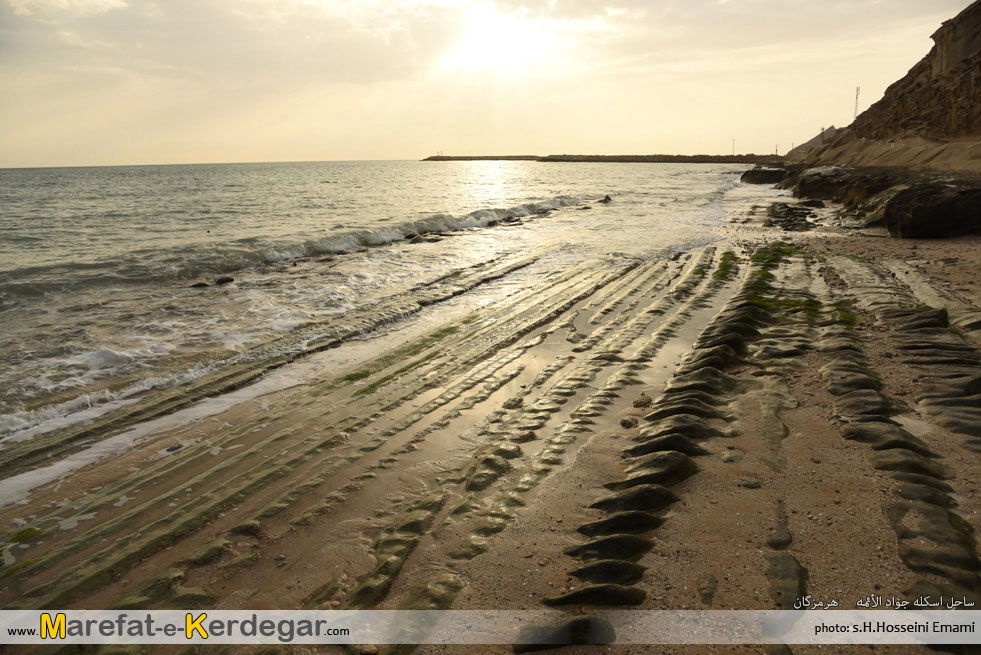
1, 153, 782, 171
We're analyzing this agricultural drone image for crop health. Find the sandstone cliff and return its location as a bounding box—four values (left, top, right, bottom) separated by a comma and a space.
795, 1, 981, 172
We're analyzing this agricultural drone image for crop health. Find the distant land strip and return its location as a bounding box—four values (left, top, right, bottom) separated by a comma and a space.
423, 155, 541, 161
423, 154, 785, 163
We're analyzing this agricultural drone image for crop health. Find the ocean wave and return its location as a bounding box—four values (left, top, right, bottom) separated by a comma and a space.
0, 363, 217, 442
0, 195, 581, 298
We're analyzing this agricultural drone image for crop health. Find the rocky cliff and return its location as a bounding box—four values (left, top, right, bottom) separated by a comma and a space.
796, 1, 981, 172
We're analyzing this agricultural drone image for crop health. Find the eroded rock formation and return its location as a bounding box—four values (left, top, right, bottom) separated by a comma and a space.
795, 1, 981, 172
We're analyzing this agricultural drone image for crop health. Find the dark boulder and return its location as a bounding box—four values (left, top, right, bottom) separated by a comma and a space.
881, 183, 981, 238
409, 235, 443, 244
740, 166, 789, 184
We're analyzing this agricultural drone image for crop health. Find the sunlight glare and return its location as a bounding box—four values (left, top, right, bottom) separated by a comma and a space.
438, 4, 557, 75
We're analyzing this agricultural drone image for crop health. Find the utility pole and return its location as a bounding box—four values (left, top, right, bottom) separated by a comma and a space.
854, 87, 861, 119
731, 138, 735, 156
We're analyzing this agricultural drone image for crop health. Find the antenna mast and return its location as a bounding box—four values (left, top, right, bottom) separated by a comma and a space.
854, 87, 861, 119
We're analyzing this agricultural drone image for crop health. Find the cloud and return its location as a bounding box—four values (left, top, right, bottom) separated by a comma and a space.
1, 0, 468, 87
494, 0, 972, 49
7, 0, 126, 16
4, 0, 970, 90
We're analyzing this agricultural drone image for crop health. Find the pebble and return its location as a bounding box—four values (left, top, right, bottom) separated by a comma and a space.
633, 393, 653, 408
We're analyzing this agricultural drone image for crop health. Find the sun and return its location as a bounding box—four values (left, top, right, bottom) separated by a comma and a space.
437, 4, 557, 75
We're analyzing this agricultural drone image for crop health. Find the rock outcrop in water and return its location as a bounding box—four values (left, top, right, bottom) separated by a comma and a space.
739, 166, 791, 185
792, 1, 981, 172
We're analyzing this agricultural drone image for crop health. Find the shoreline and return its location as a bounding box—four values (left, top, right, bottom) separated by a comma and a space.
2, 185, 980, 653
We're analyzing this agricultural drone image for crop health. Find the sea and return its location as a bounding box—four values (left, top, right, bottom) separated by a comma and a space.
0, 160, 784, 447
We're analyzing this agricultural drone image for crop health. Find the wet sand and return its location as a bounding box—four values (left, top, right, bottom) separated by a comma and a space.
2, 201, 981, 655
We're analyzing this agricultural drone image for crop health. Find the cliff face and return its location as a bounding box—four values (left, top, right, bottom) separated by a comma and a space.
799, 1, 981, 172
931, 1, 981, 78
849, 1, 981, 142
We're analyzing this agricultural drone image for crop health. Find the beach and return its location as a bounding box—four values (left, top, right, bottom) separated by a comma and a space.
1, 163, 980, 653
4, 0, 981, 650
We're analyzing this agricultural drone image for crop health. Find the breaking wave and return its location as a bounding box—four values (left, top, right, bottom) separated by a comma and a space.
0, 195, 581, 298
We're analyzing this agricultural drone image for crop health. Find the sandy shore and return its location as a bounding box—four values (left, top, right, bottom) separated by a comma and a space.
2, 199, 981, 655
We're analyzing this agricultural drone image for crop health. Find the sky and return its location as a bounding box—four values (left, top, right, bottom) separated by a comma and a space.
0, 0, 974, 167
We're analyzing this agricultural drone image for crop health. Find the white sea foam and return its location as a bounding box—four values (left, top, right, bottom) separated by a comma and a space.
0, 364, 217, 442
69, 348, 136, 371
58, 512, 97, 531
207, 328, 262, 351
266, 310, 312, 332
263, 245, 308, 263
363, 228, 405, 246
